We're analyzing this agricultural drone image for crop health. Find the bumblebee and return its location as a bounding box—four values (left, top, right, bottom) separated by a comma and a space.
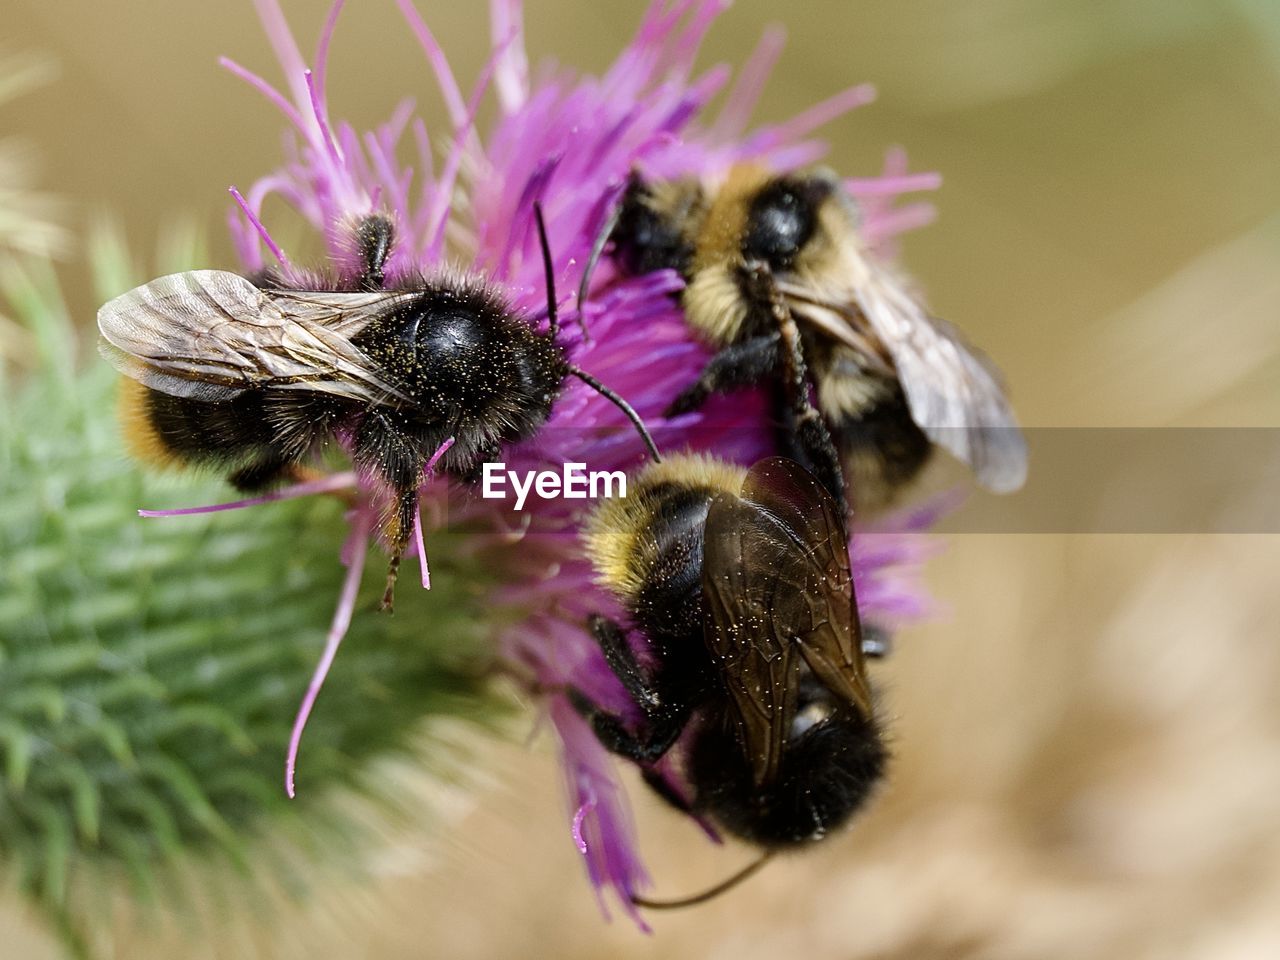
100, 209, 658, 608
588, 163, 1027, 509
573, 454, 886, 864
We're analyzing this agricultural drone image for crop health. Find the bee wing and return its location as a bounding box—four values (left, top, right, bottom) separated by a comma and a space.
778, 261, 1028, 492
701, 457, 873, 786
848, 264, 1027, 492
97, 270, 409, 403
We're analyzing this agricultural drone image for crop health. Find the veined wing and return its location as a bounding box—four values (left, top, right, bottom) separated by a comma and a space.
98, 270, 410, 404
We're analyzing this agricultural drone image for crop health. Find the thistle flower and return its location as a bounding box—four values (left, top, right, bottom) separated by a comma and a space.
208, 0, 946, 926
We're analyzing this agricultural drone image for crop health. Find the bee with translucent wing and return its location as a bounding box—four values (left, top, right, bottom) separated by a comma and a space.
100, 209, 660, 609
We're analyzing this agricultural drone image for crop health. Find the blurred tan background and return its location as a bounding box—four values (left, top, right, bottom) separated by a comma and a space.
3, 0, 1279, 957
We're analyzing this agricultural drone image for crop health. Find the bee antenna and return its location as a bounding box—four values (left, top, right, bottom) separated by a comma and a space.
575, 199, 623, 338
566, 365, 662, 464
533, 201, 588, 343
532, 202, 559, 339
631, 852, 775, 910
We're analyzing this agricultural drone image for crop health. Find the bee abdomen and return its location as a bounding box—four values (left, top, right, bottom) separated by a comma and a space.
120, 380, 274, 468
119, 380, 352, 493
833, 389, 932, 510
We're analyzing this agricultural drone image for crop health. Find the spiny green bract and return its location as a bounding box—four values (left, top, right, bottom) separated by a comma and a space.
0, 253, 500, 954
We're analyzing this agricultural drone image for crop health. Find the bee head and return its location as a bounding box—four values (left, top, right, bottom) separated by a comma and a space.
741, 173, 838, 273
611, 172, 704, 279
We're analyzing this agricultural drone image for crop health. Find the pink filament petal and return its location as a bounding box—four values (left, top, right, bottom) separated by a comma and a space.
251, 0, 311, 110
244, 4, 309, 129
425, 436, 457, 475
394, 0, 469, 129
364, 130, 411, 227
747, 82, 876, 151
286, 511, 371, 798
712, 24, 785, 139
668, 0, 731, 80
313, 0, 346, 112
490, 0, 529, 113
229, 185, 290, 266
414, 437, 455, 591
425, 31, 513, 260
412, 500, 430, 590
865, 200, 937, 242
218, 56, 307, 132
305, 70, 344, 170
138, 470, 355, 518
572, 799, 594, 854
846, 171, 942, 197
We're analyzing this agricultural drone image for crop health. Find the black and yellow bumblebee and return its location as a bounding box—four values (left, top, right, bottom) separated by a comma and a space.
586, 163, 1027, 510
100, 209, 658, 608
573, 452, 886, 898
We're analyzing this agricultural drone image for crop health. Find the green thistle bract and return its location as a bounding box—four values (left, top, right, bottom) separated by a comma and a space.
0, 250, 499, 956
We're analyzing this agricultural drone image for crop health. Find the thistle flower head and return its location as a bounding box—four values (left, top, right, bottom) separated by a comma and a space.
215, 0, 946, 925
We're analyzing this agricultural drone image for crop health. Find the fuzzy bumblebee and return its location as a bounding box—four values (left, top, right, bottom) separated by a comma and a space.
596, 163, 1028, 510
100, 212, 658, 609
576, 453, 886, 856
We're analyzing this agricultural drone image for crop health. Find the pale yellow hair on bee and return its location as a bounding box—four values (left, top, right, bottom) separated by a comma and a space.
584, 453, 746, 603
116, 377, 182, 468
680, 163, 776, 346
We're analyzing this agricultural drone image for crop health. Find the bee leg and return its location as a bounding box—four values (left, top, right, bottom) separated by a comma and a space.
664, 333, 782, 417
746, 261, 847, 509
381, 553, 402, 612
350, 407, 429, 612
570, 614, 689, 763
379, 485, 418, 613
567, 687, 688, 764
354, 214, 395, 291
791, 399, 846, 511
587, 614, 661, 714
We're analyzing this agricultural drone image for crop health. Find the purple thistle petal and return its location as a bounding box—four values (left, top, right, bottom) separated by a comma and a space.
394, 0, 469, 130
424, 29, 514, 262
286, 510, 371, 799
412, 501, 430, 591
218, 56, 307, 132
490, 0, 529, 113
312, 0, 346, 113
305, 70, 344, 171
412, 436, 456, 591
711, 24, 785, 139
138, 471, 355, 518
549, 696, 651, 930
667, 0, 732, 83
424, 437, 456, 476
864, 201, 938, 246
744, 82, 876, 153
251, 0, 312, 112
229, 185, 290, 267
846, 171, 943, 197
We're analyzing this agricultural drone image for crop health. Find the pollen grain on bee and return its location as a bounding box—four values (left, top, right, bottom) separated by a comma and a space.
481, 462, 628, 511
